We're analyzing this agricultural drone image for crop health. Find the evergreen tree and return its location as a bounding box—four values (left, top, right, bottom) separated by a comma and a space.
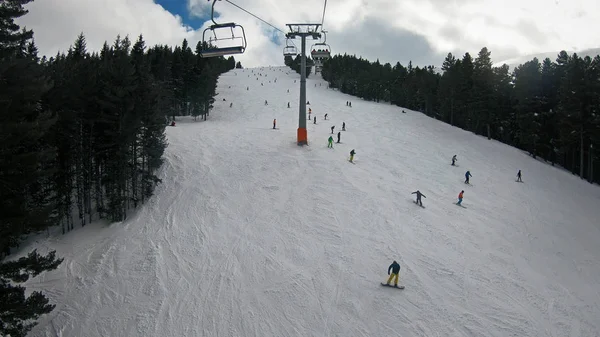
290, 54, 312, 77
472, 47, 495, 138
0, 0, 56, 255
0, 250, 63, 337
513, 58, 543, 156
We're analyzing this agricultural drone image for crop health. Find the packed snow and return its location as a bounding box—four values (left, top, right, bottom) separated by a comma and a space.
21, 66, 600, 337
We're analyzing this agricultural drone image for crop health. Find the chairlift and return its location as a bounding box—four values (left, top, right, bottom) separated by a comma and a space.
310, 31, 331, 62
200, 0, 247, 58
283, 39, 297, 57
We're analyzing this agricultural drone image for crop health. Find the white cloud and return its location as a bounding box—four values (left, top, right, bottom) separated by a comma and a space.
17, 0, 600, 68
19, 0, 198, 58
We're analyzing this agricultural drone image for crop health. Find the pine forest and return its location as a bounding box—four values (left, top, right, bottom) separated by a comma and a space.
0, 1, 234, 335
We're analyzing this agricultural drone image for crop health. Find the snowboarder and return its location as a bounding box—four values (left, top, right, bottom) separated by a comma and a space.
412, 190, 426, 206
349, 149, 356, 163
273, 119, 276, 129
385, 261, 401, 287
324, 113, 328, 120
517, 170, 522, 182
328, 136, 334, 148
465, 171, 472, 184
342, 122, 346, 131
331, 126, 335, 134
457, 190, 464, 205
452, 155, 457, 166
337, 131, 341, 143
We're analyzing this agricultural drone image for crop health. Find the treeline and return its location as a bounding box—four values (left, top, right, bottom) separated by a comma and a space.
322, 48, 600, 183
2, 22, 235, 257
1, 0, 235, 334
285, 54, 313, 77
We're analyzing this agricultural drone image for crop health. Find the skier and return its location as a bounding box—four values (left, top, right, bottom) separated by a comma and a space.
314, 116, 317, 124
346, 101, 348, 106
349, 149, 356, 163
306, 100, 310, 104
452, 155, 457, 166
324, 113, 328, 120
385, 260, 401, 287
331, 126, 335, 134
337, 131, 341, 143
457, 190, 464, 206
517, 170, 522, 182
287, 102, 290, 108
349, 101, 352, 107
342, 122, 346, 131
265, 100, 268, 105
273, 119, 276, 129
412, 190, 426, 206
465, 170, 472, 184
170, 121, 176, 126
328, 136, 334, 148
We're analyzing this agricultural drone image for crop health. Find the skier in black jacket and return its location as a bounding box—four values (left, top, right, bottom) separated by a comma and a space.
386, 261, 401, 286
412, 190, 426, 206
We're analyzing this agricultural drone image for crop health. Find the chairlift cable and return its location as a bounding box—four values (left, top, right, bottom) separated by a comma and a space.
224, 0, 286, 34
320, 0, 328, 31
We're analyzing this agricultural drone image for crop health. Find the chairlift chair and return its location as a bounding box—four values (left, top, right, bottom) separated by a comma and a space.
283, 46, 298, 57
200, 0, 247, 58
283, 39, 297, 57
310, 31, 331, 61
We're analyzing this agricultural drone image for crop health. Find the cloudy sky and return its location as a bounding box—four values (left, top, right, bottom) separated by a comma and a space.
17, 0, 600, 68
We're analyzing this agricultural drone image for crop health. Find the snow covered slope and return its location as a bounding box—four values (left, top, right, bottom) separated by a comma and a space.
24, 66, 600, 337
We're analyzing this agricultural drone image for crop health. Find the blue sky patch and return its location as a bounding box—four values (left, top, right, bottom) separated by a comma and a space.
155, 0, 210, 29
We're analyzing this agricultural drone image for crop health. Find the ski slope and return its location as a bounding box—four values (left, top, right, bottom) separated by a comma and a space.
23, 66, 600, 337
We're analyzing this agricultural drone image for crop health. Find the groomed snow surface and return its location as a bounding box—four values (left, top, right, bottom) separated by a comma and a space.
23, 66, 600, 337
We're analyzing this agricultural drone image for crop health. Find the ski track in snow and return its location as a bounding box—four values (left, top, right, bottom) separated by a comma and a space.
20, 67, 600, 337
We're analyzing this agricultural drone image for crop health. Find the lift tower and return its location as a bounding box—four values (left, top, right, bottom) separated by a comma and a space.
286, 24, 321, 145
